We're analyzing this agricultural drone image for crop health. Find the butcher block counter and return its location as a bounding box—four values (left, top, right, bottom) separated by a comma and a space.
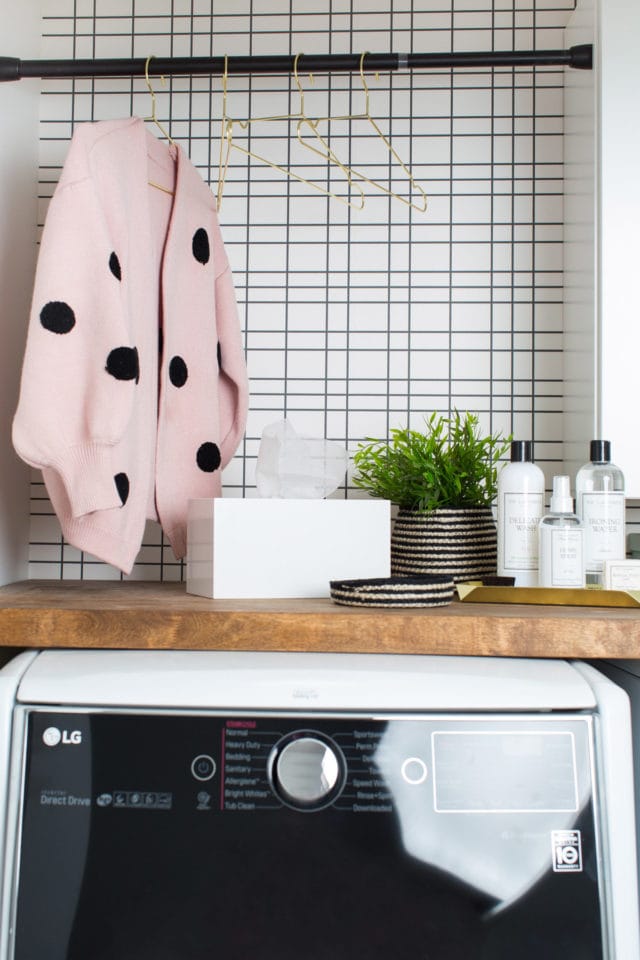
0, 579, 639, 658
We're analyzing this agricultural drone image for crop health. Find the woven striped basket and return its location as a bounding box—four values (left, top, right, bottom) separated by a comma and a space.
330, 574, 455, 608
390, 506, 497, 583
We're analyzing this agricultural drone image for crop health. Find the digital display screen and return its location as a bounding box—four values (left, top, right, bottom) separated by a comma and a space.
432, 731, 579, 812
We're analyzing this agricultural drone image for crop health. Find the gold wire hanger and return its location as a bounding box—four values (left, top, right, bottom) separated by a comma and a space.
144, 54, 176, 197
216, 55, 234, 210
298, 51, 428, 213
216, 53, 365, 211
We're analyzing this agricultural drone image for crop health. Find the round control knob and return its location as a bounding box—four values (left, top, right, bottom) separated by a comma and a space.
270, 733, 345, 810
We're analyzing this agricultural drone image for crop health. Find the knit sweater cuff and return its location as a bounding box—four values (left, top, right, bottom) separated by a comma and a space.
49, 443, 124, 518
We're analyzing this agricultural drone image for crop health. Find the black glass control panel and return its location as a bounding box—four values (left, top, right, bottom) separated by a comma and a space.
11, 711, 604, 959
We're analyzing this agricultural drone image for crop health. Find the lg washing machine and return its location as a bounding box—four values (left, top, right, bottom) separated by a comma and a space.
0, 649, 637, 959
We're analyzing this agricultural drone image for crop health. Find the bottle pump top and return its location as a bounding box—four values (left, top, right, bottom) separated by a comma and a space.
590, 439, 611, 462
510, 440, 534, 462
550, 475, 573, 514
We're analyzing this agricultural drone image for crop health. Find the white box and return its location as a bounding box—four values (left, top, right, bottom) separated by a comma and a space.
186, 498, 391, 599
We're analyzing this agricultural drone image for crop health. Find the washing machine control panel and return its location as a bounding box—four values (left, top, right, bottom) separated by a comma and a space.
268, 732, 346, 809
10, 709, 603, 960
221, 718, 396, 813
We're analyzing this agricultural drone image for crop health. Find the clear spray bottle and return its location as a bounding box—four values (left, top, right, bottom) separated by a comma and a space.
538, 475, 584, 588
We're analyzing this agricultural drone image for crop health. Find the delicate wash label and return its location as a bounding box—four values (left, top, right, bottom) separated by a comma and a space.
502, 492, 545, 569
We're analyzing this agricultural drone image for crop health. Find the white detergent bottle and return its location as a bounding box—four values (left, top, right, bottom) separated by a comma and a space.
538, 475, 584, 588
497, 440, 545, 586
575, 440, 625, 588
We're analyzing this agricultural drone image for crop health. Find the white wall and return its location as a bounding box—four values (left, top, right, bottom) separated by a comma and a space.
564, 0, 640, 496
597, 0, 640, 494
0, 4, 42, 585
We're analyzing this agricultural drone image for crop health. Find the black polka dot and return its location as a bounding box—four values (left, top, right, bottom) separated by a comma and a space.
192, 228, 210, 265
114, 472, 130, 505
106, 346, 139, 383
169, 355, 188, 388
196, 442, 221, 473
109, 251, 122, 281
40, 301, 75, 335
216, 341, 222, 370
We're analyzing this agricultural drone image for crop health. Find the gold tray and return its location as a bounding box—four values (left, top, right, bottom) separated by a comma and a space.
457, 583, 640, 608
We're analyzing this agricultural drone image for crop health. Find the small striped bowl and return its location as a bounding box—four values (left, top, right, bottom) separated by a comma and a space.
330, 574, 455, 608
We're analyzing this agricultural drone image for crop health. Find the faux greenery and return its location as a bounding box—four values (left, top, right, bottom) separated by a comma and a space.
352, 411, 511, 512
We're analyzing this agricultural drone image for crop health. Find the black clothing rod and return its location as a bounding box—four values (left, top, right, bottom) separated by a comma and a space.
0, 44, 592, 83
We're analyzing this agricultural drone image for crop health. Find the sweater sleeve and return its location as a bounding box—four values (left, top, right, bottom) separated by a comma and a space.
215, 262, 249, 470
12, 174, 137, 518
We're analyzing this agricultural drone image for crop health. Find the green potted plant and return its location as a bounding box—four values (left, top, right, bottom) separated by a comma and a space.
352, 411, 511, 582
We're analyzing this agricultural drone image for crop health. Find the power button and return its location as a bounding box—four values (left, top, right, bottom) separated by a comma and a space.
191, 754, 216, 781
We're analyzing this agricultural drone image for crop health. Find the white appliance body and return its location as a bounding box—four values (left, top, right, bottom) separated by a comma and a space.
595, 660, 640, 901
0, 650, 637, 959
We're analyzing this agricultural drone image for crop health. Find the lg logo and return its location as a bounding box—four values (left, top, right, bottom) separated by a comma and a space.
42, 726, 82, 747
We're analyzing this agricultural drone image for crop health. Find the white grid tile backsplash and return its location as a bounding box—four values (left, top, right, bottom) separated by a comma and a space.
28, 0, 590, 580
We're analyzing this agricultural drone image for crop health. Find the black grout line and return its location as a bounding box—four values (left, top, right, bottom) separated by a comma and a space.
323, 0, 333, 451
488, 2, 495, 439
446, 1, 454, 418
531, 0, 538, 450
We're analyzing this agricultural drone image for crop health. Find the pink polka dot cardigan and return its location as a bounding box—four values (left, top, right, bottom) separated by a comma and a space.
13, 117, 249, 574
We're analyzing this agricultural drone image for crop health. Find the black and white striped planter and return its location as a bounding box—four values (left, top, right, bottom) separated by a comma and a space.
390, 506, 497, 583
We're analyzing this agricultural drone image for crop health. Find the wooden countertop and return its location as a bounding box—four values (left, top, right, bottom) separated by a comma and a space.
0, 580, 639, 658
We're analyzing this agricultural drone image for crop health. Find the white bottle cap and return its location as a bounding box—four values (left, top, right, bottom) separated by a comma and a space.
550, 475, 573, 513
